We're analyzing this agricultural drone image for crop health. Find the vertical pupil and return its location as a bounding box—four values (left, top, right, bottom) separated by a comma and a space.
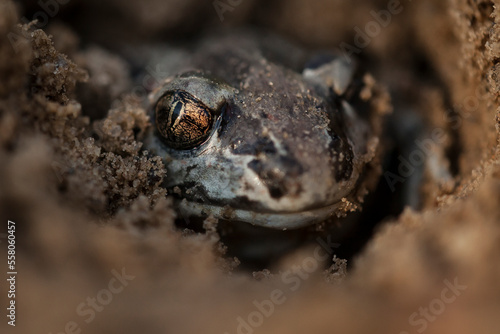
170, 100, 183, 125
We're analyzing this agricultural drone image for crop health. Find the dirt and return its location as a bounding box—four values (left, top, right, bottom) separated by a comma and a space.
1, 0, 500, 333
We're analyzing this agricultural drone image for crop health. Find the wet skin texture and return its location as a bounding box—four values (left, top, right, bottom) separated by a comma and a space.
144, 33, 379, 229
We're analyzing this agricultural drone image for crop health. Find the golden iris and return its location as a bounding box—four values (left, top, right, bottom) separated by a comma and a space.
155, 90, 213, 150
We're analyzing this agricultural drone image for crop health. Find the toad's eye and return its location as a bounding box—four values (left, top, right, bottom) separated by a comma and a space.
155, 90, 215, 150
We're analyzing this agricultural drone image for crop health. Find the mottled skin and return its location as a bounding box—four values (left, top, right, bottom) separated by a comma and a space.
143, 32, 381, 229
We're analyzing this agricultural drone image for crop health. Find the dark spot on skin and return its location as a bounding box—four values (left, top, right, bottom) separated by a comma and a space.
248, 159, 286, 199
171, 184, 271, 212
234, 196, 262, 208
232, 135, 277, 156
277, 153, 305, 177
247, 155, 304, 199
244, 181, 255, 192
325, 101, 354, 182
219, 102, 237, 137
328, 135, 354, 182
247, 160, 262, 172
269, 187, 285, 199
170, 182, 211, 204
185, 165, 197, 178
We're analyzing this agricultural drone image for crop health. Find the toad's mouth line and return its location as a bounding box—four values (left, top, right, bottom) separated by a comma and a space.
177, 199, 350, 229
